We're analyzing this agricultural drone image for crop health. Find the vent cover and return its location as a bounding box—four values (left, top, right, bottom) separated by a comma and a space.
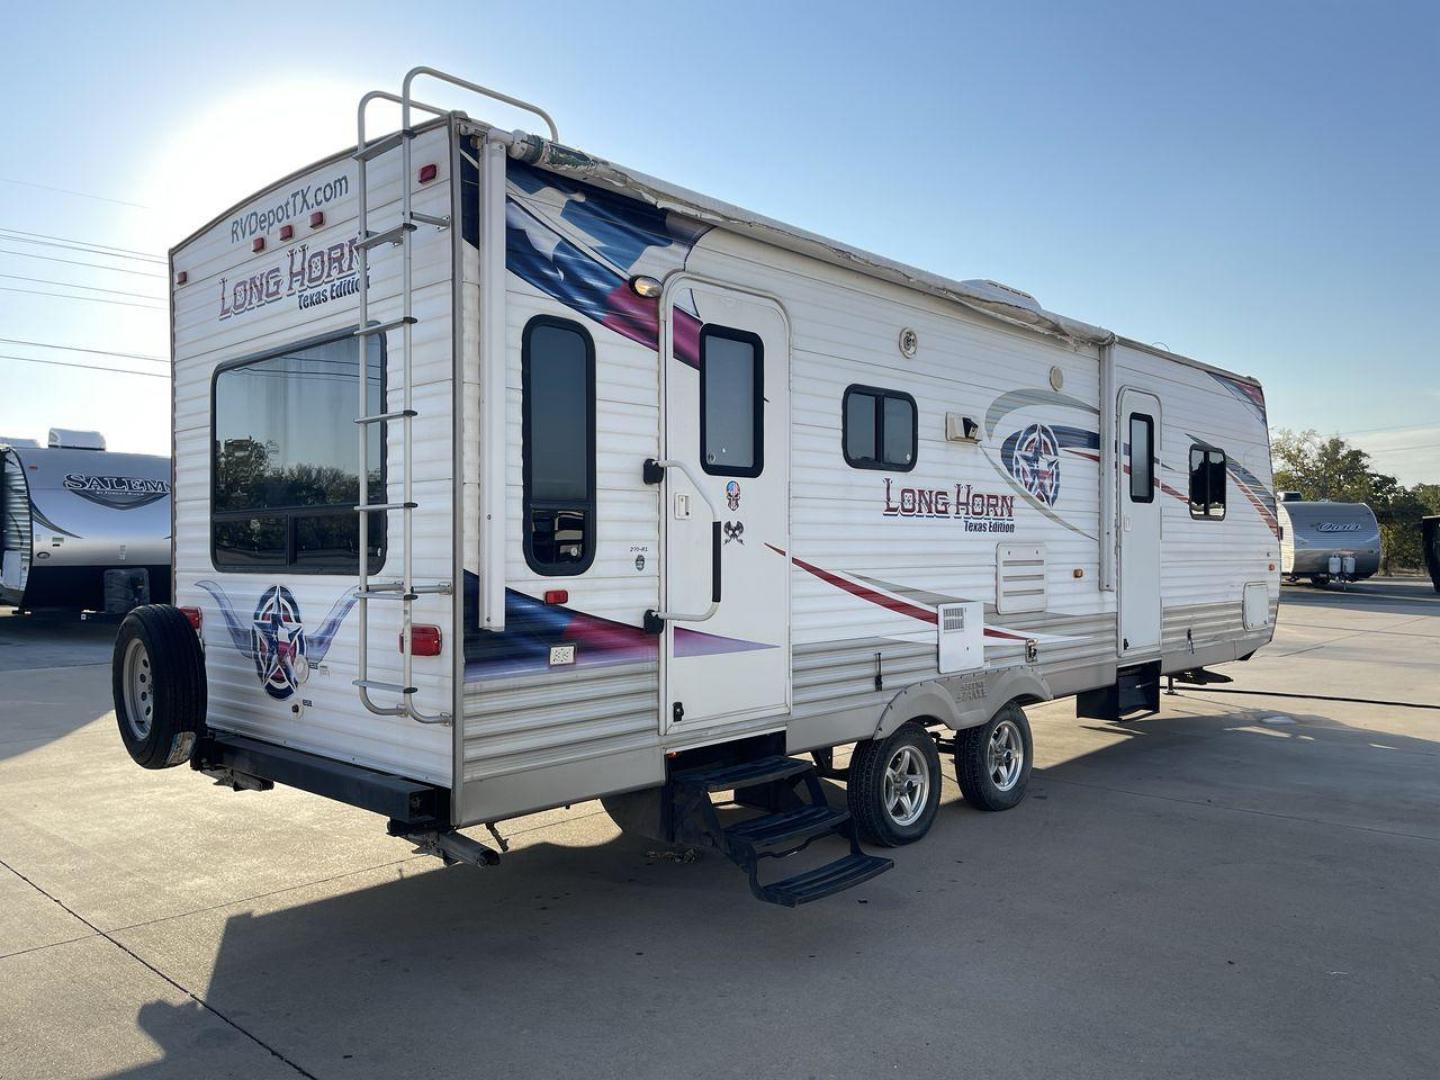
996, 544, 1047, 615
937, 601, 983, 674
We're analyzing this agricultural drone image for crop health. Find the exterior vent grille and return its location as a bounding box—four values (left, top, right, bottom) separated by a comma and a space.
936, 601, 983, 674
942, 607, 966, 633
996, 544, 1047, 615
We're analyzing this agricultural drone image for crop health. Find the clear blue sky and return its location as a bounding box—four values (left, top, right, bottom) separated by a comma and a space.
2, 0, 1436, 480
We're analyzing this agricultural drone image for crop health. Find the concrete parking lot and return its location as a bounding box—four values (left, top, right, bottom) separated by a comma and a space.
2, 582, 1438, 1080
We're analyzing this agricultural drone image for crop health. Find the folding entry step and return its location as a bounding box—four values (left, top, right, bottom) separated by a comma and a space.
670, 754, 893, 907
1076, 659, 1163, 721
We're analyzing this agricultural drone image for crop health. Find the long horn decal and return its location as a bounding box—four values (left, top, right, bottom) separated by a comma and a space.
308, 589, 360, 665
195, 580, 254, 659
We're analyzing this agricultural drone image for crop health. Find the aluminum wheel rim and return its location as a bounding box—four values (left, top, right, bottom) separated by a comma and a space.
883, 744, 930, 827
988, 719, 1024, 792
122, 638, 154, 741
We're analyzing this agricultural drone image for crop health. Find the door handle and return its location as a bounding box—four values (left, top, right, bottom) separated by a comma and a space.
642, 458, 722, 633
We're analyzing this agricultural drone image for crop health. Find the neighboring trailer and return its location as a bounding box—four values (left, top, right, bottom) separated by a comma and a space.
1277, 498, 1381, 585
2, 435, 171, 612
115, 69, 1279, 905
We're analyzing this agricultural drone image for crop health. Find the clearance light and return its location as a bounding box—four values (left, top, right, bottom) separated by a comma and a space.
252, 237, 265, 253
405, 625, 443, 657
418, 163, 438, 184
630, 275, 662, 298
179, 607, 203, 632
279, 224, 294, 241
543, 590, 569, 605
310, 211, 325, 228
175, 271, 188, 285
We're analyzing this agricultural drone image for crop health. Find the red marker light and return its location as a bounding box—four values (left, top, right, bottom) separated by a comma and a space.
279, 224, 294, 241
310, 211, 324, 228
543, 590, 569, 605
179, 607, 203, 632
405, 625, 443, 657
252, 237, 265, 253
418, 163, 438, 184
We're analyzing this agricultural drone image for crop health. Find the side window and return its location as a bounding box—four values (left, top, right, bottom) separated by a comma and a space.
1128, 413, 1155, 502
522, 316, 596, 575
212, 331, 385, 573
843, 385, 917, 471
700, 325, 763, 477
1189, 445, 1228, 519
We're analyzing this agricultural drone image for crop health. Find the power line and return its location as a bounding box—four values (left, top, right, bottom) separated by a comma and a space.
0, 353, 168, 379
0, 247, 166, 278
0, 285, 165, 311
0, 231, 165, 266
0, 226, 163, 260
0, 176, 152, 211
0, 337, 167, 363
0, 273, 163, 302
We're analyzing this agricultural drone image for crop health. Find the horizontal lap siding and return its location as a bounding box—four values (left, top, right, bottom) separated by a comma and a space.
172, 127, 456, 785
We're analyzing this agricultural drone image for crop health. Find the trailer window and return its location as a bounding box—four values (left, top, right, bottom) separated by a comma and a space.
700, 325, 763, 477
843, 385, 916, 471
1128, 413, 1155, 502
1189, 446, 1227, 519
522, 316, 596, 575
211, 332, 385, 573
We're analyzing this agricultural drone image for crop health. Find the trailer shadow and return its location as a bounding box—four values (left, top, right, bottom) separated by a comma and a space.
0, 608, 118, 761
101, 703, 1440, 1079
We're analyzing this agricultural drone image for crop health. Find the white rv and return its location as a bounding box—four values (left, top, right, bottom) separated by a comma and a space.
113, 69, 1279, 905
2, 430, 171, 613
1276, 496, 1381, 585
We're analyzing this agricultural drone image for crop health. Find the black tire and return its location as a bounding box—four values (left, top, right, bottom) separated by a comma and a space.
847, 720, 942, 847
955, 702, 1033, 812
113, 605, 207, 769
1310, 575, 1330, 588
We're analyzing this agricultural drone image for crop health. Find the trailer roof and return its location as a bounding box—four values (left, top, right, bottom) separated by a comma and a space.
175, 112, 1263, 389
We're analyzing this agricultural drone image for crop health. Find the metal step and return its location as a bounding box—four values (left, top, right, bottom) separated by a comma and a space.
725, 804, 850, 858
355, 409, 417, 426
672, 754, 812, 794
356, 501, 418, 513
410, 210, 451, 228
355, 317, 417, 339
353, 679, 417, 695
759, 852, 894, 908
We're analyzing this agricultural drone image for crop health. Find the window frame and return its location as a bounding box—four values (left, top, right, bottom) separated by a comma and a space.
698, 323, 765, 479
521, 314, 598, 577
209, 327, 387, 575
842, 384, 918, 472
1127, 412, 1156, 504
1188, 444, 1228, 520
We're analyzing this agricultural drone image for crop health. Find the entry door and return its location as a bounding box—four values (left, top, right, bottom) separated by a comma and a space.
1118, 388, 1162, 657
661, 281, 790, 731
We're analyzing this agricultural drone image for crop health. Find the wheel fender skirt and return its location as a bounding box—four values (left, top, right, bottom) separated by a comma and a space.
873, 682, 962, 740
875, 668, 1054, 738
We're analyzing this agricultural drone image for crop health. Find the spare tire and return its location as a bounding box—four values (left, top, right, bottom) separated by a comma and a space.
113, 604, 207, 769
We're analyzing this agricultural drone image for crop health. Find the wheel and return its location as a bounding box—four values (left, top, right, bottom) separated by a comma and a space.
1310, 575, 1330, 588
955, 702, 1033, 812
112, 604, 207, 769
847, 720, 942, 846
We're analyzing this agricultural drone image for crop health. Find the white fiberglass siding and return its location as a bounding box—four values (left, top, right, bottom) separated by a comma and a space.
171, 125, 456, 785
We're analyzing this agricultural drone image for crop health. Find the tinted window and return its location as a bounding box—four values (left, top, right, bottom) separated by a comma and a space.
1189, 445, 1227, 519
522, 317, 595, 575
1129, 414, 1154, 502
700, 326, 763, 477
843, 385, 916, 470
212, 333, 384, 572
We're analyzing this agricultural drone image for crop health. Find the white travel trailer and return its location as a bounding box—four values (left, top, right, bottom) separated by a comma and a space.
2, 430, 171, 613
1276, 496, 1381, 585
113, 69, 1279, 905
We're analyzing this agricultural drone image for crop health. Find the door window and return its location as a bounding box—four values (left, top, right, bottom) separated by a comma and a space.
1128, 413, 1155, 503
700, 325, 763, 477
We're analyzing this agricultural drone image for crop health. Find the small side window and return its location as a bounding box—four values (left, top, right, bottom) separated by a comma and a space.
1128, 413, 1155, 502
700, 325, 763, 477
843, 385, 917, 471
522, 316, 596, 575
1189, 445, 1228, 519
